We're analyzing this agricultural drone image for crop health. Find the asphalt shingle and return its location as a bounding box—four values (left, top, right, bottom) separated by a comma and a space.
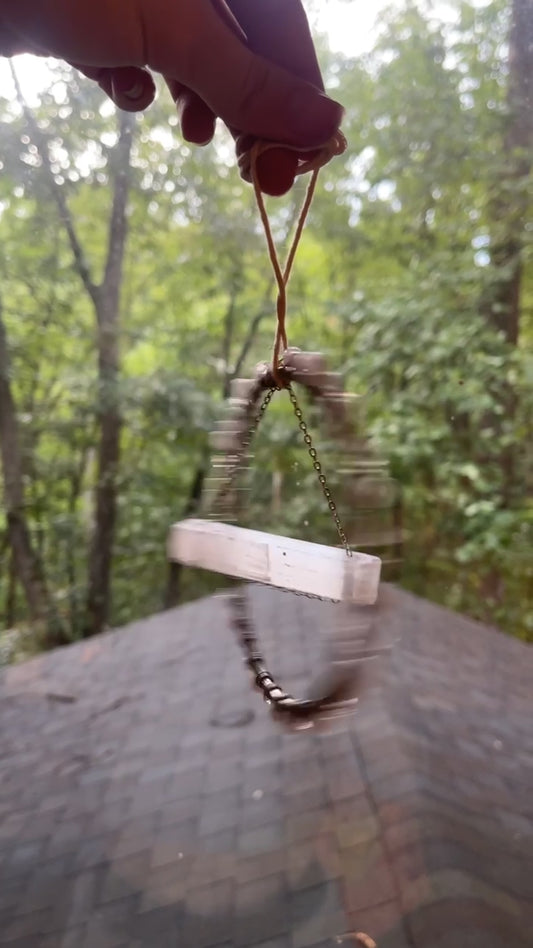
0, 585, 531, 947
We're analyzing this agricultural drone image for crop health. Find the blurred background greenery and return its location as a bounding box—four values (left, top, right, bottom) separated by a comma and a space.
0, 0, 531, 662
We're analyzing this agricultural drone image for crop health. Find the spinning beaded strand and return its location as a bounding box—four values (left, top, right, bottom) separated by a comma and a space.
167, 130, 395, 732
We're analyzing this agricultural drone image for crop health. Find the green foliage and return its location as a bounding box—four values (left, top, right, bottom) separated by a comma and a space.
0, 0, 531, 658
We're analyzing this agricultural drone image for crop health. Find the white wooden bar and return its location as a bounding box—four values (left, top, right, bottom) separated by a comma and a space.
167, 519, 381, 605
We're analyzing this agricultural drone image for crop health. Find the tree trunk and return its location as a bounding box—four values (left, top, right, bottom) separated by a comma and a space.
5, 549, 17, 630
483, 0, 532, 344
84, 112, 135, 636
66, 451, 88, 637
10, 72, 136, 638
479, 0, 532, 504
0, 299, 65, 645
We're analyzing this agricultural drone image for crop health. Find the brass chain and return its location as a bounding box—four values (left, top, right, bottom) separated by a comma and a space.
250, 386, 277, 442
214, 382, 351, 561
287, 385, 352, 558
217, 377, 376, 731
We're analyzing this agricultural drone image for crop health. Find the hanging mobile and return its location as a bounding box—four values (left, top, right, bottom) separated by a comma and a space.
168, 136, 398, 731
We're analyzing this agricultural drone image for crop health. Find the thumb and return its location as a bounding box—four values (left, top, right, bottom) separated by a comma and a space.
153, 0, 343, 149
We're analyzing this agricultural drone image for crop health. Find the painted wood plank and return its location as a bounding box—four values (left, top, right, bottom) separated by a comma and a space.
167, 519, 381, 605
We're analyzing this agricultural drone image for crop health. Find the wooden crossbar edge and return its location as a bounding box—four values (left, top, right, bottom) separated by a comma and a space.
167, 519, 382, 605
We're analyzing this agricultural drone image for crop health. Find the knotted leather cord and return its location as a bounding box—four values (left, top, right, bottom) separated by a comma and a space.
249, 133, 346, 384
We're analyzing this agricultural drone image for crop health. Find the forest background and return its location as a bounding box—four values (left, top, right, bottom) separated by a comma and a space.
0, 0, 531, 662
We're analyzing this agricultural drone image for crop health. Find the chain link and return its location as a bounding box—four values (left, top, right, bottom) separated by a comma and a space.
287, 385, 352, 558
252, 386, 277, 438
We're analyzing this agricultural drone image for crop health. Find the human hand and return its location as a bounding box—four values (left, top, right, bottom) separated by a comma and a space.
1, 0, 344, 195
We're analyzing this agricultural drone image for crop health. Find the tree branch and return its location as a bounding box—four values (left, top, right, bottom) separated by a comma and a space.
9, 63, 99, 306
102, 110, 136, 300
232, 305, 270, 380
221, 275, 242, 398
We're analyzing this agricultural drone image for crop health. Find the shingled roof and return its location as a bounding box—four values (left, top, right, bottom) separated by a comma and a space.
0, 585, 531, 948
